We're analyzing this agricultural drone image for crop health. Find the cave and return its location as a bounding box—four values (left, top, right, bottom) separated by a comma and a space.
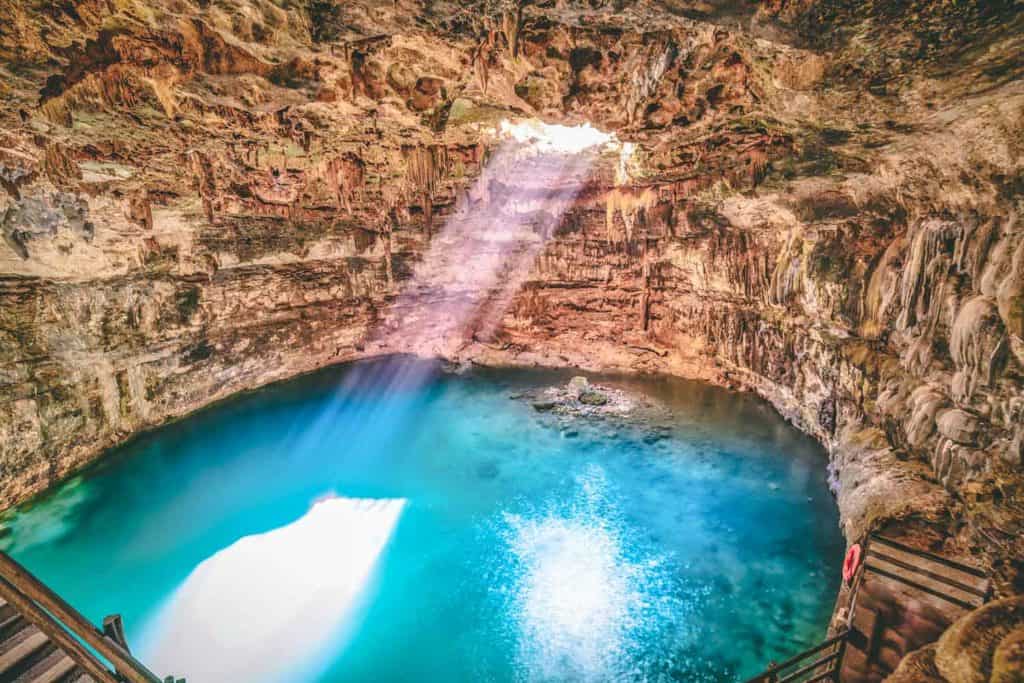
0, 1, 1022, 682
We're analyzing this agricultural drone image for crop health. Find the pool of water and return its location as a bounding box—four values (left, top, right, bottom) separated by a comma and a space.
0, 357, 843, 683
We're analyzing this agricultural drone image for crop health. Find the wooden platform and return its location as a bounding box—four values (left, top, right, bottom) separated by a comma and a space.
840, 534, 991, 682
745, 534, 991, 683
0, 595, 94, 683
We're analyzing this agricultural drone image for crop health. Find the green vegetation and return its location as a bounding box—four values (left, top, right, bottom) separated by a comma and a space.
176, 286, 201, 322
308, 0, 343, 43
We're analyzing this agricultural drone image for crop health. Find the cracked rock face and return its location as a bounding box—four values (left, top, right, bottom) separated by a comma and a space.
0, 1, 1023, 679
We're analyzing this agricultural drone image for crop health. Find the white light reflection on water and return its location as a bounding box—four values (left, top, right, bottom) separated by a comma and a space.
497, 466, 691, 683
138, 497, 405, 683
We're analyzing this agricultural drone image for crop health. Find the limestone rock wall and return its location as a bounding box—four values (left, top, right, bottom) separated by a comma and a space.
1, 1, 1023, 678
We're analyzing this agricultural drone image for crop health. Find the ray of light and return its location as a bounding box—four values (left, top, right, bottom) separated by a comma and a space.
178, 122, 620, 678
289, 120, 617, 459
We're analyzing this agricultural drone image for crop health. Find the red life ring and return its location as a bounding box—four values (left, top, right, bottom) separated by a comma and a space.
842, 544, 862, 585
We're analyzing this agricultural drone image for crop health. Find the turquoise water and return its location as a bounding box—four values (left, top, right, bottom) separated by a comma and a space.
1, 357, 843, 682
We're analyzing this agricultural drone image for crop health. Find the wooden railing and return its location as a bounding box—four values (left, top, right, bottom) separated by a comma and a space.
0, 550, 170, 683
743, 630, 848, 683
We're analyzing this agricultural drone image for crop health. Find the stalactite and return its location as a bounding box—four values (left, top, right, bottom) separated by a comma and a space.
641, 239, 652, 332
625, 41, 677, 125
605, 187, 658, 244
405, 144, 450, 233
474, 46, 489, 94
41, 142, 80, 188
473, 30, 497, 94
898, 220, 959, 330
950, 296, 1008, 402
126, 189, 153, 231
350, 49, 367, 98
861, 237, 906, 339
406, 145, 448, 199
769, 227, 804, 306
188, 150, 217, 224
324, 153, 365, 214
383, 209, 396, 287
502, 2, 524, 61
746, 147, 768, 186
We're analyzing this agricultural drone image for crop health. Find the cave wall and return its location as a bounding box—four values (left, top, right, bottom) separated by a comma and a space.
1, 0, 1023, 678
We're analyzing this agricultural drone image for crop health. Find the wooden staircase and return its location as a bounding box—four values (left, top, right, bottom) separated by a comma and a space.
0, 595, 89, 682
0, 552, 175, 683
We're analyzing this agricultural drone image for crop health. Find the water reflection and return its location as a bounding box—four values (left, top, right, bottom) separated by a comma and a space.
138, 497, 405, 683
498, 466, 686, 682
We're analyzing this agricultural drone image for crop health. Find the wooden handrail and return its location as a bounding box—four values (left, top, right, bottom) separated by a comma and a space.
743, 630, 847, 683
777, 652, 839, 683
0, 551, 164, 683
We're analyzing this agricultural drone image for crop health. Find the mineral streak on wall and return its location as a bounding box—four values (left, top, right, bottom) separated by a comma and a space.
1, 1, 1023, 679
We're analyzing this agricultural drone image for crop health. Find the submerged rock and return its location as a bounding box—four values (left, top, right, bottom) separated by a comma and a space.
476, 461, 500, 480
643, 431, 667, 445
519, 376, 639, 418
515, 375, 674, 447
578, 389, 609, 406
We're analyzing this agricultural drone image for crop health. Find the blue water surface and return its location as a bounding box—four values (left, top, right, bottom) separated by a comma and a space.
1, 357, 843, 682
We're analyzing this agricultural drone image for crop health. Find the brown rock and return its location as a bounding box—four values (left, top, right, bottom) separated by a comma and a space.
886, 644, 945, 683
1, 6, 1024, 680
935, 596, 1024, 683
936, 409, 983, 447
997, 243, 1024, 345
992, 627, 1024, 683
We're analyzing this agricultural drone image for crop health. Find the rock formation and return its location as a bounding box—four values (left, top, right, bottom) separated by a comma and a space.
1, 0, 1022, 679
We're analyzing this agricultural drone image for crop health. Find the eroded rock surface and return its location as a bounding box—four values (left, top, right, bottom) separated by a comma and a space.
1, 1, 1023, 679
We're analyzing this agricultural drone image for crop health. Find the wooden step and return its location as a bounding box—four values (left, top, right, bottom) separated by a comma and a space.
0, 600, 14, 624
869, 537, 988, 595
0, 628, 51, 679
863, 555, 981, 610
861, 536, 990, 612
0, 611, 24, 644
13, 649, 76, 683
